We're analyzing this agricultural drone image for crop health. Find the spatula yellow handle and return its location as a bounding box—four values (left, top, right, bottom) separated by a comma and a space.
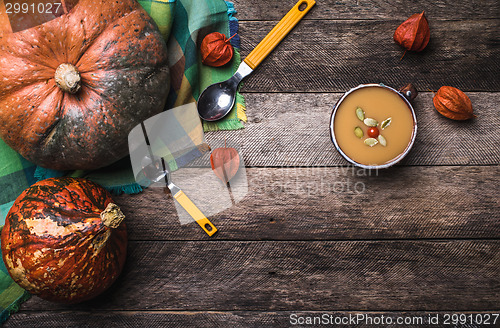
173, 190, 217, 236
243, 0, 315, 70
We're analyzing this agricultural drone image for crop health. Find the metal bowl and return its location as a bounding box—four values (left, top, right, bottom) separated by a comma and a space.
329, 83, 418, 169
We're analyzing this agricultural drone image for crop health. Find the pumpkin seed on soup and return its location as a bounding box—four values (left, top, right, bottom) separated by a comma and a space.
354, 126, 364, 138
363, 118, 378, 127
378, 135, 387, 146
364, 138, 378, 147
356, 107, 365, 121
381, 117, 392, 130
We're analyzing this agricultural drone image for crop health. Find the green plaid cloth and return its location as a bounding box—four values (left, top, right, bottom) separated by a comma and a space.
0, 0, 245, 323
0, 140, 34, 323
163, 0, 246, 131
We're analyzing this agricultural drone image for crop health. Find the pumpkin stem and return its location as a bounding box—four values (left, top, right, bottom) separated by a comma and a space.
55, 63, 81, 94
100, 203, 125, 228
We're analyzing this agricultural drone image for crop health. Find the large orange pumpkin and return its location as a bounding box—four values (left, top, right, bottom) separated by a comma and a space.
0, 0, 170, 170
1, 177, 127, 303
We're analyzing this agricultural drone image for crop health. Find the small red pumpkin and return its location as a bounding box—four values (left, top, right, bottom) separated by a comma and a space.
0, 0, 170, 170
1, 177, 127, 303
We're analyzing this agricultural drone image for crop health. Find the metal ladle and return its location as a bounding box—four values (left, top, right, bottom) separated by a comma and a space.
197, 0, 316, 121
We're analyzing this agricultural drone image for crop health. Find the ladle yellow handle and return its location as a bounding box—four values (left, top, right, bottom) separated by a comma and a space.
243, 0, 315, 70
174, 190, 218, 236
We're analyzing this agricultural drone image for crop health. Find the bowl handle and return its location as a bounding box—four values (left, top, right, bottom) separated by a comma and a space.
399, 83, 418, 101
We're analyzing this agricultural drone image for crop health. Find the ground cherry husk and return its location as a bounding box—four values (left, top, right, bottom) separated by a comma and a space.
210, 141, 240, 184
367, 127, 379, 138
393, 11, 430, 59
200, 32, 235, 67
432, 86, 474, 120
394, 11, 430, 51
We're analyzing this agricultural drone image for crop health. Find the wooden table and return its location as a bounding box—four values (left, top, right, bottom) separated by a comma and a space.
5, 0, 499, 326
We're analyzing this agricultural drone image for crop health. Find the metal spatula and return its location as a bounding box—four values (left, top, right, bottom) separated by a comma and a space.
139, 134, 217, 236
128, 103, 217, 236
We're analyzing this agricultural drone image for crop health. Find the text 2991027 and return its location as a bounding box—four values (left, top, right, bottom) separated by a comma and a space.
4, 2, 62, 14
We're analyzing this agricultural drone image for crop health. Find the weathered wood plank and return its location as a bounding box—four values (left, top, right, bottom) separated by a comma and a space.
6, 310, 500, 328
207, 93, 499, 166
232, 0, 500, 21
116, 167, 499, 241
236, 20, 500, 92
18, 240, 500, 311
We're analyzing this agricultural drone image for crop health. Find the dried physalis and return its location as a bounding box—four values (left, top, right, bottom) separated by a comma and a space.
433, 86, 474, 120
210, 141, 240, 184
394, 11, 430, 59
200, 32, 235, 67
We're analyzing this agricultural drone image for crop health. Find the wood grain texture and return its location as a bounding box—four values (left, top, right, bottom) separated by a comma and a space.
5, 311, 500, 328
232, 0, 500, 21
237, 20, 500, 92
206, 93, 500, 166
113, 166, 499, 241
5, 0, 499, 325
18, 240, 500, 311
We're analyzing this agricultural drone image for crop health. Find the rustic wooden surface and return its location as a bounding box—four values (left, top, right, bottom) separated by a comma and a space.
5, 0, 499, 327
